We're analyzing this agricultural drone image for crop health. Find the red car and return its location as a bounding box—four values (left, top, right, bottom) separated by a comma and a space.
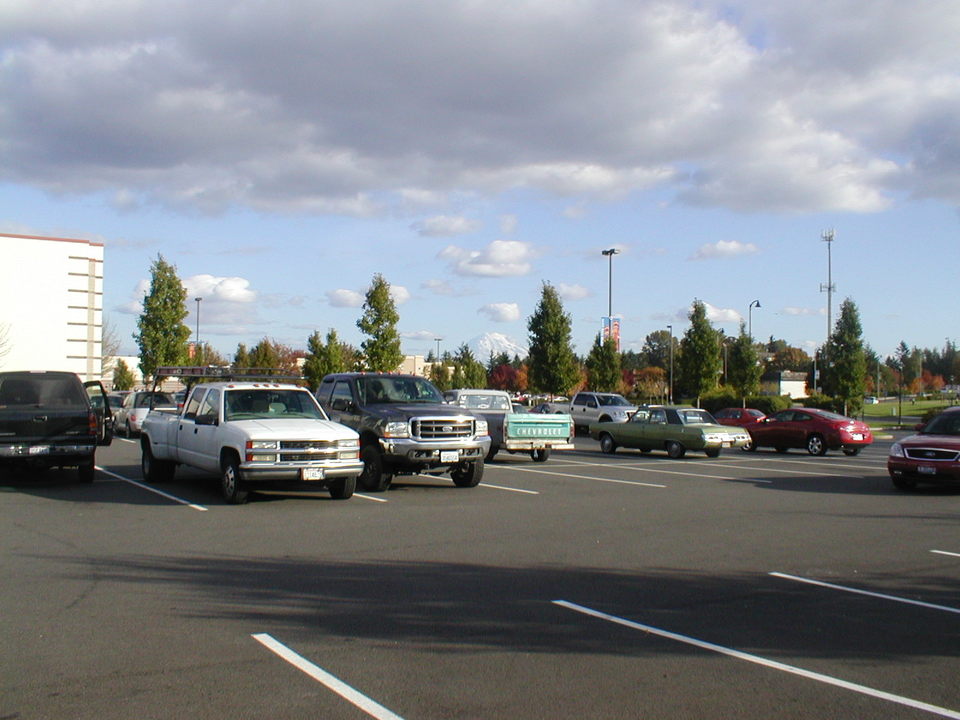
888, 408, 960, 490
714, 407, 767, 451
744, 407, 873, 456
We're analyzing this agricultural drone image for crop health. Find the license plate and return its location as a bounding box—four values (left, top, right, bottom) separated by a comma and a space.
722, 441, 732, 447
29, 445, 50, 455
851, 433, 863, 441
301, 467, 325, 481
918, 465, 936, 475
440, 450, 459, 463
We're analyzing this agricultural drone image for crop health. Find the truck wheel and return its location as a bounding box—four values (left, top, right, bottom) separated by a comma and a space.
328, 475, 356, 500
141, 440, 175, 482
451, 459, 484, 487
77, 455, 95, 483
358, 445, 392, 492
666, 441, 686, 459
599, 433, 617, 454
531, 448, 551, 462
485, 444, 499, 462
221, 455, 249, 504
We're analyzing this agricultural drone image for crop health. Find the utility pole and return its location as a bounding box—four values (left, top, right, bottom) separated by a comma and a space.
820, 230, 835, 350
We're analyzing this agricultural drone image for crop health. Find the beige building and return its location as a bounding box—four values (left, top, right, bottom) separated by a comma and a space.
0, 233, 105, 381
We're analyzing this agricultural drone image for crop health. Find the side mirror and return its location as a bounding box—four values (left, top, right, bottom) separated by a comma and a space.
331, 398, 354, 412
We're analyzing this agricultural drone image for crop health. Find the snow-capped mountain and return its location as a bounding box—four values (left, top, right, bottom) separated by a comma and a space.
468, 332, 528, 361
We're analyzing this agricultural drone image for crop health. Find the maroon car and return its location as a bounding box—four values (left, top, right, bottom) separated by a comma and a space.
744, 407, 873, 456
714, 408, 767, 451
888, 408, 960, 490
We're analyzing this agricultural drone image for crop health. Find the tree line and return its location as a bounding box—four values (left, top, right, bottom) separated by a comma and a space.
121, 254, 955, 415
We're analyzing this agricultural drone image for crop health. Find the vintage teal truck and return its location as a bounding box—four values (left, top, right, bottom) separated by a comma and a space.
443, 389, 574, 462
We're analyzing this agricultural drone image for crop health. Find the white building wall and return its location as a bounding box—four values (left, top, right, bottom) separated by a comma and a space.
0, 234, 104, 381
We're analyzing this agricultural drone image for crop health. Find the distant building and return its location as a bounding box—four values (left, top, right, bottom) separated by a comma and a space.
761, 370, 809, 399
0, 233, 105, 381
398, 355, 429, 376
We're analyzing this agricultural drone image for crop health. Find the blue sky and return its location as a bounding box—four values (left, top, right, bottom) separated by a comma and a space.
1, 1, 957, 362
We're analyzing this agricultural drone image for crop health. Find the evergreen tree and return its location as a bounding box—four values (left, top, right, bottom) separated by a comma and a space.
822, 298, 867, 414
527, 282, 579, 395
303, 329, 347, 389
726, 322, 761, 401
451, 344, 487, 388
112, 358, 135, 391
585, 334, 621, 392
357, 273, 403, 372
640, 330, 674, 369
249, 338, 280, 369
233, 343, 250, 369
676, 300, 721, 406
429, 361, 451, 391
134, 254, 190, 381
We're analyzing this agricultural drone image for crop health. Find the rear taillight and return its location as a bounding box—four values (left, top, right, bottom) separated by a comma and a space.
88, 410, 98, 436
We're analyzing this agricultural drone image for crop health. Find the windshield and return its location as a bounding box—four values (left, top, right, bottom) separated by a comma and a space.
923, 412, 960, 436
135, 392, 175, 408
455, 394, 511, 410
358, 376, 443, 404
598, 395, 631, 406
224, 389, 326, 421
679, 409, 716, 425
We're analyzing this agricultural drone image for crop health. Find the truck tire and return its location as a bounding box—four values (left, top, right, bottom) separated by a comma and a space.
328, 475, 356, 500
141, 440, 175, 483
451, 458, 484, 487
485, 444, 499, 462
531, 448, 551, 462
358, 445, 392, 492
221, 454, 249, 504
77, 455, 95, 483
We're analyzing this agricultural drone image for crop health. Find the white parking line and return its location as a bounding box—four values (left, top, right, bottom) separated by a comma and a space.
499, 465, 667, 488
932, 550, 960, 559
95, 466, 208, 511
554, 600, 960, 719
541, 458, 755, 483
680, 459, 858, 477
252, 633, 406, 720
480, 483, 540, 495
354, 493, 389, 503
770, 572, 960, 615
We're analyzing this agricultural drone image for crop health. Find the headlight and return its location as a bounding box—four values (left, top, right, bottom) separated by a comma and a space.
247, 440, 278, 450
383, 421, 409, 438
889, 442, 904, 458
704, 434, 724, 443
338, 438, 359, 449
338, 438, 360, 459
475, 419, 488, 436
613, 411, 628, 420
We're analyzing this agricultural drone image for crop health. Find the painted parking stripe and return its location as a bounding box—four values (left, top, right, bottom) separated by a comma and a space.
354, 493, 389, 503
480, 482, 540, 495
498, 465, 666, 488
95, 466, 208, 511
554, 600, 960, 719
770, 572, 960, 615
535, 458, 755, 483
253, 633, 406, 720
932, 550, 960, 559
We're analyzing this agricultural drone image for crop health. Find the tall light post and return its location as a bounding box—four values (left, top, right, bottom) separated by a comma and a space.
820, 230, 835, 351
601, 248, 620, 319
434, 337, 442, 361
194, 297, 202, 360
748, 299, 761, 339
666, 324, 674, 404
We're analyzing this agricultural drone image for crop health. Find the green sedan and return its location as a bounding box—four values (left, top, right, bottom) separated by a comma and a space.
589, 406, 751, 458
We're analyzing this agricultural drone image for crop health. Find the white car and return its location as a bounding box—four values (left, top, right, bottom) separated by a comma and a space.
116, 390, 176, 437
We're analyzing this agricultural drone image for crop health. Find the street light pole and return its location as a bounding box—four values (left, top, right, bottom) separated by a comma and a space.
748, 299, 760, 339
601, 248, 620, 319
667, 324, 674, 404
194, 297, 202, 360
434, 337, 442, 361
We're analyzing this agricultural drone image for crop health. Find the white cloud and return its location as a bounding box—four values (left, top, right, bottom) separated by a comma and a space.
557, 283, 591, 301
703, 302, 742, 324
689, 240, 759, 260
478, 302, 521, 322
401, 329, 438, 341
439, 240, 537, 277
390, 285, 411, 305
783, 306, 825, 316
327, 289, 364, 308
413, 215, 480, 237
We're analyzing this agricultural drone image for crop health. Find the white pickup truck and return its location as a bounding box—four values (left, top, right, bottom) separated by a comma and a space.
139, 369, 362, 504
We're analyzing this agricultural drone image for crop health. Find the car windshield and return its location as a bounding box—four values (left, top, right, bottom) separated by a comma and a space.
922, 412, 960, 436
358, 376, 443, 404
135, 392, 175, 408
598, 395, 631, 406
679, 409, 716, 425
224, 389, 325, 421
455, 394, 511, 410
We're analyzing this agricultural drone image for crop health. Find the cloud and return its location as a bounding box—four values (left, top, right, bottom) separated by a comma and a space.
326, 289, 364, 308
689, 240, 759, 260
439, 240, 537, 277
478, 302, 521, 322
390, 285, 411, 305
412, 215, 481, 237
401, 329, 439, 341
1, 2, 951, 213
783, 306, 826, 316
557, 283, 591, 301
703, 302, 742, 324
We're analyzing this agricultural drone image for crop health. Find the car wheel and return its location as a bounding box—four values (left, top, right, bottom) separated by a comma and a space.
599, 433, 617, 454
891, 474, 917, 491
806, 434, 827, 456
741, 438, 755, 452
485, 444, 499, 462
705, 448, 721, 458
141, 440, 175, 482
328, 475, 356, 500
77, 456, 95, 483
531, 448, 551, 463
843, 447, 862, 456
358, 445, 392, 492
666, 441, 686, 459
220, 454, 249, 504
451, 459, 484, 487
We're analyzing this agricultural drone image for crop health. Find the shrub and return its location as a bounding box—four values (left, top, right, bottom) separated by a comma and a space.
745, 395, 792, 415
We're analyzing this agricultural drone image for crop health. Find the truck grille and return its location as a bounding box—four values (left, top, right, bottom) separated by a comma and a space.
279, 440, 339, 461
411, 417, 475, 440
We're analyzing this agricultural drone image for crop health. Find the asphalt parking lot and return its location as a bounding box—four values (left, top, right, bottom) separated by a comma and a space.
2, 433, 958, 719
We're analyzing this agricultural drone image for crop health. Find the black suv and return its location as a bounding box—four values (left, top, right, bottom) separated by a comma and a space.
316, 373, 490, 491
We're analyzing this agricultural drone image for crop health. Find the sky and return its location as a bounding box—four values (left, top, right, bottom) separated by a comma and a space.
1, 0, 958, 363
